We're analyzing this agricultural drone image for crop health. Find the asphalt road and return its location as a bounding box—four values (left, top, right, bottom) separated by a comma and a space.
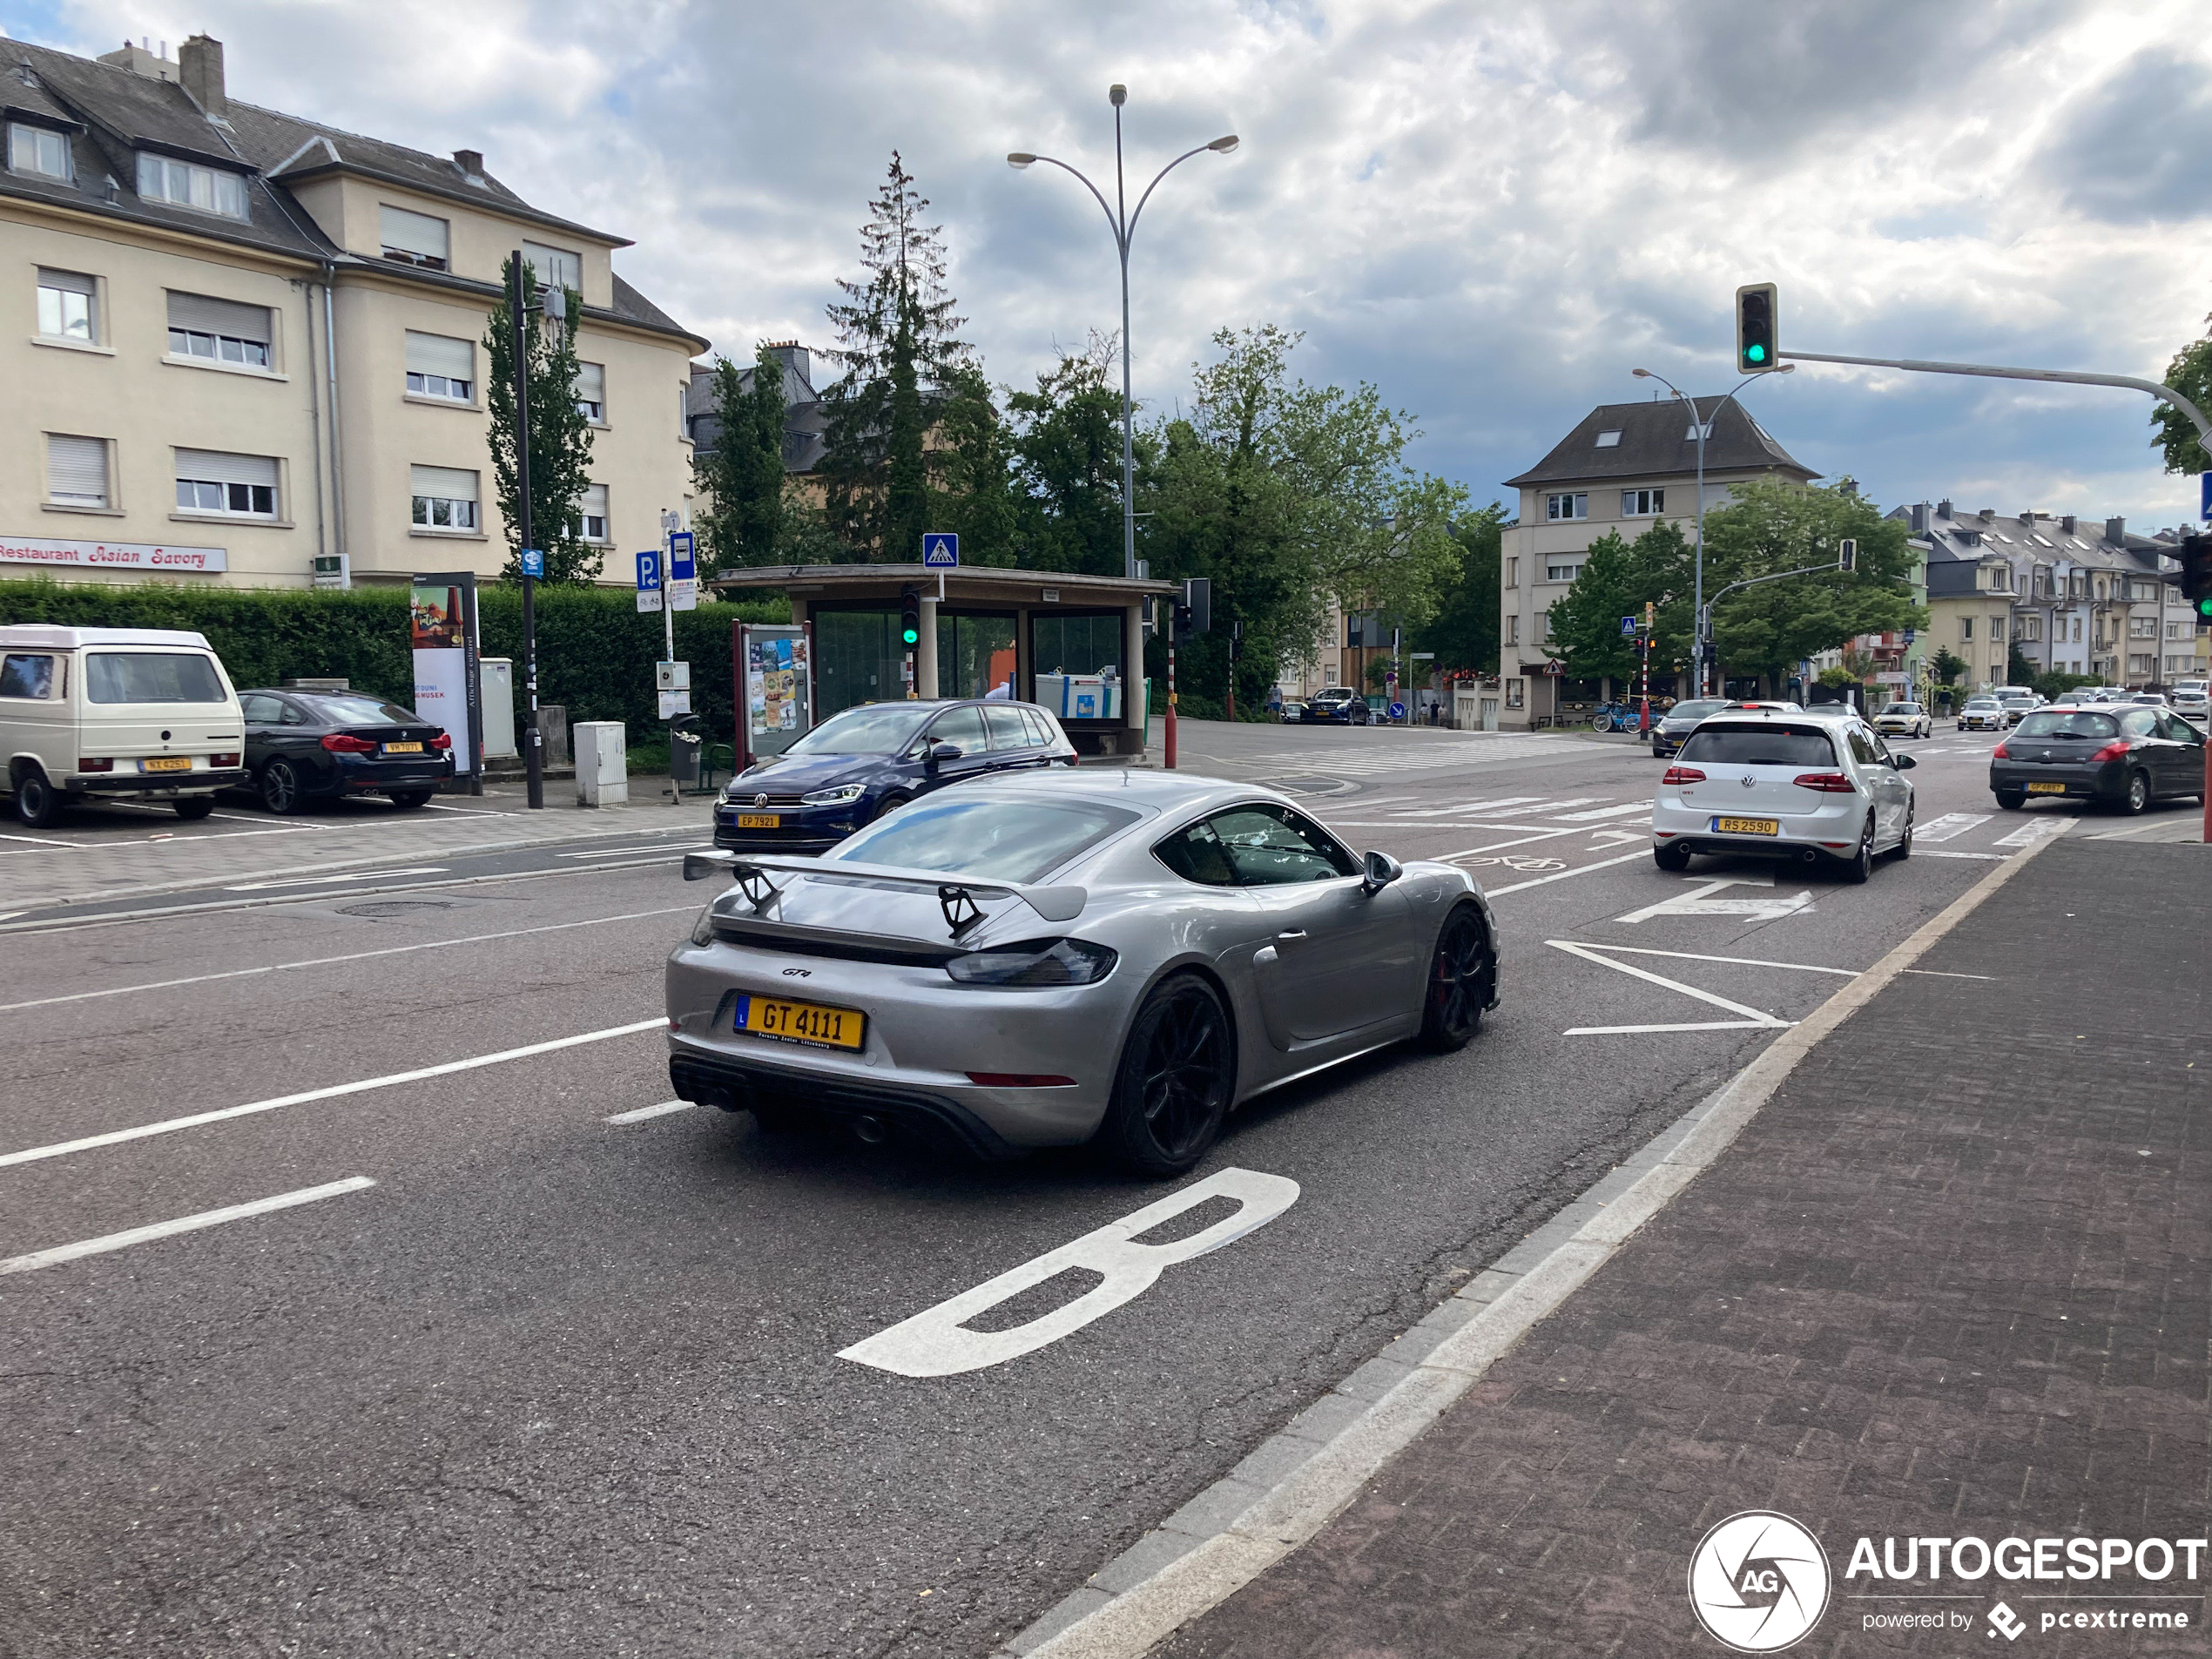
2, 720, 2195, 1657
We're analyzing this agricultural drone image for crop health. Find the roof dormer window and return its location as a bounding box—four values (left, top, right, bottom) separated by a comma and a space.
380, 205, 449, 271
137, 152, 247, 219
1593, 428, 1622, 448
8, 121, 71, 181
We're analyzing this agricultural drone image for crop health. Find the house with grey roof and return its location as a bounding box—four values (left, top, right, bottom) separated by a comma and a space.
1496, 395, 1816, 725
3, 32, 708, 589
687, 343, 829, 480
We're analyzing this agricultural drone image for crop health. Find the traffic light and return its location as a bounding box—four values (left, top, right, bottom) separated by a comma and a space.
1736, 282, 1778, 374
1838, 537, 1858, 573
899, 585, 921, 650
2182, 531, 2212, 624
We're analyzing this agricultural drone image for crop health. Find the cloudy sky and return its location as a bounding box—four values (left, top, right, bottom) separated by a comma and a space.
10, 0, 2212, 528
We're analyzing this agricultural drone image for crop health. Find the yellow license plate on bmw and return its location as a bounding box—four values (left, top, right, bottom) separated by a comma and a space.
2027, 781, 2067, 794
1713, 816, 1779, 835
735, 994, 864, 1050
736, 813, 780, 828
383, 741, 423, 754
142, 756, 192, 772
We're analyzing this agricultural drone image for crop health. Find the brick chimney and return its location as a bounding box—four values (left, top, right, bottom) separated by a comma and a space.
1936, 499, 1952, 518
179, 33, 224, 118
453, 149, 484, 180
1909, 503, 1929, 534
2060, 515, 2076, 534
2105, 516, 2125, 545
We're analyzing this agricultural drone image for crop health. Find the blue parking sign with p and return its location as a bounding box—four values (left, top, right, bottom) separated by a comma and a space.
922, 532, 960, 568
636, 550, 660, 590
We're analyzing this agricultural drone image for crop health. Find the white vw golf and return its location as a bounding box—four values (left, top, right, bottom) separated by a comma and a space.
1651, 707, 1916, 884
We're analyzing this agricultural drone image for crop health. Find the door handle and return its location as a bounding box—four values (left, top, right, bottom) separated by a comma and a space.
1277, 930, 1308, 941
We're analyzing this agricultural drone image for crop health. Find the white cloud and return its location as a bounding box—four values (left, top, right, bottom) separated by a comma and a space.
18, 0, 2212, 526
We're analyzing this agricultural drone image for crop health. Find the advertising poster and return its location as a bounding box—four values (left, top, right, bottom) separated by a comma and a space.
410, 572, 480, 776
741, 625, 810, 759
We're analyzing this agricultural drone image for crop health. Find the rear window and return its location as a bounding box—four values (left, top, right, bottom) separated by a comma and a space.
830, 795, 1140, 884
85, 651, 226, 705
1676, 724, 1840, 767
300, 693, 417, 725
2014, 711, 2115, 740
1665, 699, 1728, 720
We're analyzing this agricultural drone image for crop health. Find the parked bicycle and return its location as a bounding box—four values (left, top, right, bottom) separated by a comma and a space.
1589, 701, 1639, 732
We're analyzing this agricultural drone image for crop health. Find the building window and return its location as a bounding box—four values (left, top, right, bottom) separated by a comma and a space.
574, 361, 605, 423
174, 448, 278, 518
410, 464, 480, 531
1960, 618, 1973, 642
37, 268, 97, 342
1505, 678, 1524, 709
2168, 621, 2188, 640
1546, 492, 1587, 521
1506, 616, 1519, 645
1593, 429, 1622, 448
137, 152, 247, 218
166, 292, 272, 368
44, 434, 111, 509
8, 121, 71, 179
1545, 559, 1582, 583
380, 205, 449, 271
1541, 610, 1554, 641
1621, 488, 1664, 517
1505, 556, 1517, 589
575, 482, 609, 543
2128, 654, 2155, 676
525, 241, 581, 293
404, 331, 475, 401
2073, 616, 2082, 642
2019, 616, 2040, 642
2129, 617, 2156, 638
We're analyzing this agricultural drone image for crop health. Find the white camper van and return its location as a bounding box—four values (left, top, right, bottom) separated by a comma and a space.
0, 626, 247, 828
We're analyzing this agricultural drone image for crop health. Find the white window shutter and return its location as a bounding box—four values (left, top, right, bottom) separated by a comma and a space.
380, 205, 449, 261
405, 332, 474, 379
166, 291, 271, 342
46, 435, 109, 505
409, 465, 479, 502
174, 448, 278, 489
37, 267, 96, 296
574, 361, 605, 403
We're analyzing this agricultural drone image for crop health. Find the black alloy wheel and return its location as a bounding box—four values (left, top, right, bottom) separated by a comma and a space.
258, 760, 303, 815
1995, 789, 2026, 811
1889, 802, 1913, 860
172, 796, 215, 821
872, 790, 912, 823
13, 767, 57, 829
1420, 904, 1494, 1052
1838, 813, 1874, 884
388, 790, 433, 810
1653, 841, 1693, 873
1101, 974, 1235, 1177
2121, 769, 2150, 815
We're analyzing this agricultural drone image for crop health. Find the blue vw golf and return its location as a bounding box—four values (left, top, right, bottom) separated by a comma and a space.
711, 698, 1078, 853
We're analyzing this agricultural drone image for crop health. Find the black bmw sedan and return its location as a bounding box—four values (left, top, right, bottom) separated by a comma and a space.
1991, 705, 2206, 814
712, 698, 1076, 853
234, 688, 455, 813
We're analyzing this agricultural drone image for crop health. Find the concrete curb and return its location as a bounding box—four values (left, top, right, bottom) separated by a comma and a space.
996, 826, 2071, 1659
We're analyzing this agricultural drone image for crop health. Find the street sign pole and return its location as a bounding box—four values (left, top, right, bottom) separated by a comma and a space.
510, 249, 542, 809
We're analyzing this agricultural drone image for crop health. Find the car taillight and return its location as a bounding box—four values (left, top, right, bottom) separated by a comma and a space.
211, 752, 239, 767
2088, 739, 2128, 763
1792, 772, 1858, 792
77, 757, 113, 772
1991, 741, 2009, 759
1661, 765, 1704, 786
427, 732, 452, 752
321, 733, 377, 753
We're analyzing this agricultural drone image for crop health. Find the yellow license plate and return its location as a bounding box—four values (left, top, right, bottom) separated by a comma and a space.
383, 741, 423, 754
736, 813, 780, 828
142, 756, 192, 772
1713, 816, 1779, 835
737, 994, 863, 1050
2026, 781, 2067, 793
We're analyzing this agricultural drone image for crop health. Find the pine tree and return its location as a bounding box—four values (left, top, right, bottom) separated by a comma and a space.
484, 254, 597, 583
697, 344, 788, 568
819, 152, 970, 561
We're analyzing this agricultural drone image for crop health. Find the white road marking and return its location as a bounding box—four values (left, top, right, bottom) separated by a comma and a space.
0, 1018, 664, 1170
0, 1177, 375, 1276
1388, 796, 1547, 819
0, 905, 698, 1015
1475, 797, 1604, 819
1615, 873, 1815, 925
2087, 822, 2159, 840
1549, 939, 1792, 1035
1569, 944, 1858, 976
556, 842, 710, 860
224, 866, 448, 891
1484, 848, 1654, 895
605, 1099, 696, 1124
1900, 968, 2000, 981
1992, 819, 2070, 847
1922, 849, 2004, 860
0, 829, 76, 846
1438, 826, 1587, 859
1551, 801, 1654, 822
839, 1168, 1300, 1377
1914, 813, 1992, 842
1588, 828, 1646, 846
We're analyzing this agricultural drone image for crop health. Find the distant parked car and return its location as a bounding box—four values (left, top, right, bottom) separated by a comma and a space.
2168, 682, 2209, 721
235, 688, 454, 813
1992, 705, 2206, 814
1958, 697, 2007, 732
1649, 697, 1730, 759
1298, 687, 1373, 725
1873, 701, 1932, 739
1999, 693, 2041, 725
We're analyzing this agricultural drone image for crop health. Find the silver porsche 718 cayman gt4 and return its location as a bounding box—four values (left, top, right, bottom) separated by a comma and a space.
665, 770, 1500, 1177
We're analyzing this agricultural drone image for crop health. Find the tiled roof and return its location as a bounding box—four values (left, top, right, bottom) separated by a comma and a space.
1504, 395, 1816, 489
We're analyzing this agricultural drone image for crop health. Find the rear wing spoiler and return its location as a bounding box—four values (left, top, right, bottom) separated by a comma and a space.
684, 849, 1086, 933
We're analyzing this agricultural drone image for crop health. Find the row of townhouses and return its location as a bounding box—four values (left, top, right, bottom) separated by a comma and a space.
3, 32, 706, 589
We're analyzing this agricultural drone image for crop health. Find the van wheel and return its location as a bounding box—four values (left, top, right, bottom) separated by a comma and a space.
13, 767, 57, 829
172, 796, 216, 821
257, 760, 303, 814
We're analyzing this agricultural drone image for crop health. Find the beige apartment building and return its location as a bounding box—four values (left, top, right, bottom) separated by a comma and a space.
1497, 395, 1815, 726
3, 33, 705, 590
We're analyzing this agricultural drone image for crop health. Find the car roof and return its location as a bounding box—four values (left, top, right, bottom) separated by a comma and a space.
966, 767, 1290, 815
0, 624, 215, 650
824, 698, 1058, 718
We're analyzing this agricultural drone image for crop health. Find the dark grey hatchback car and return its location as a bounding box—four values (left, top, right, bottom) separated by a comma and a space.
1991, 705, 2206, 813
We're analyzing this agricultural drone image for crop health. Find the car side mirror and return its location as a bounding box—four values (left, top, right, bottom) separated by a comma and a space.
926, 742, 961, 771
1892, 753, 1916, 770
1361, 849, 1402, 892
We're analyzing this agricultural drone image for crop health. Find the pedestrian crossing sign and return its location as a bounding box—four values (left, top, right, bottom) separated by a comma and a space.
922, 532, 960, 568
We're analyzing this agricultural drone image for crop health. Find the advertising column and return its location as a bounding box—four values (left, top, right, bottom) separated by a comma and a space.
410, 572, 482, 787
742, 624, 812, 761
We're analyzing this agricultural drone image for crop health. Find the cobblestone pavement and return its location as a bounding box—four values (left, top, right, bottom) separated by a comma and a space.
1155, 837, 2210, 1657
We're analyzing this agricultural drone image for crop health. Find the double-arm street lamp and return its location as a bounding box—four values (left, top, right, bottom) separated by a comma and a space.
1010, 87, 1238, 581
1629, 364, 1795, 698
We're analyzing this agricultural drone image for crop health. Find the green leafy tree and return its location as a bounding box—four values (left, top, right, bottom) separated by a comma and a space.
1817, 665, 1858, 689
2007, 644, 2038, 687
931, 361, 1020, 567
819, 152, 970, 561
1930, 646, 1967, 686
695, 345, 788, 569
2149, 314, 2212, 475
2033, 668, 2096, 699
1543, 520, 1696, 684
1698, 477, 1925, 690
1411, 504, 1505, 674
484, 255, 596, 583
1003, 338, 1131, 576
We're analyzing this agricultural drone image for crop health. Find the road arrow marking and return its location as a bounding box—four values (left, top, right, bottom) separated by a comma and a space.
1614, 873, 1815, 924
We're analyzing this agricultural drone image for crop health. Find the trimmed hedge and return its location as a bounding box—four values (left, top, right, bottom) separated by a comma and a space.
0, 578, 784, 742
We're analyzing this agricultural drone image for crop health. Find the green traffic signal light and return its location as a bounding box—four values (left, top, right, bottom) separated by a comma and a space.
2197, 595, 2212, 621
1745, 343, 1767, 364
901, 625, 921, 646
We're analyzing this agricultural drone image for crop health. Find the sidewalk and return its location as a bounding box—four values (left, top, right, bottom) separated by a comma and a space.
1142, 836, 2209, 1656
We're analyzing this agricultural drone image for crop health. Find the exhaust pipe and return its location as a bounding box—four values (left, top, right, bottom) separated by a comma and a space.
853, 1115, 888, 1145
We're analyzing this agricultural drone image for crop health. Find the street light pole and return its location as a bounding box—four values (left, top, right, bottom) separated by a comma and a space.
1631, 365, 1792, 698
1010, 93, 1238, 587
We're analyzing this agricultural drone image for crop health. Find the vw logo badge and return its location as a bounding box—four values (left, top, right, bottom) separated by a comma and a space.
754, 792, 769, 808
1741, 773, 1756, 788
1687, 1511, 1830, 1652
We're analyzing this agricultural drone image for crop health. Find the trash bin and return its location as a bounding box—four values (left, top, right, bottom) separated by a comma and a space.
670, 717, 705, 789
